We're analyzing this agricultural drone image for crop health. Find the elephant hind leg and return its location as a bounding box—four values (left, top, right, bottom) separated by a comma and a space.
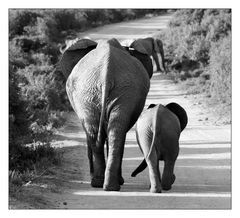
83, 122, 106, 188
105, 137, 124, 186
145, 147, 162, 193
152, 52, 161, 72
162, 160, 176, 191
103, 122, 127, 191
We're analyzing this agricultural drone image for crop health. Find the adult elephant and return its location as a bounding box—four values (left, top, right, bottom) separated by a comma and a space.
58, 38, 150, 191
130, 37, 166, 73
131, 103, 188, 193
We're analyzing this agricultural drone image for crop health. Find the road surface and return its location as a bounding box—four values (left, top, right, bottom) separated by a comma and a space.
49, 13, 231, 209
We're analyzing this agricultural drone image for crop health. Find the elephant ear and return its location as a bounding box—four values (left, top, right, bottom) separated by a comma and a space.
165, 102, 188, 131
130, 39, 149, 55
57, 38, 97, 78
128, 49, 153, 78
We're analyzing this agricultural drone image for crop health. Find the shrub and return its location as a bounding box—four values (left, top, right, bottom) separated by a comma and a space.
209, 35, 231, 104
201, 10, 231, 42
49, 9, 86, 34
158, 9, 231, 119
9, 67, 30, 141
9, 9, 39, 38
9, 141, 62, 174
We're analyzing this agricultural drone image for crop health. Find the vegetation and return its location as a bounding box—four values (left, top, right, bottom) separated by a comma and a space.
9, 9, 167, 200
158, 9, 231, 122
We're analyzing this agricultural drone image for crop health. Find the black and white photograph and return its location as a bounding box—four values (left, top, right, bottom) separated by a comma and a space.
8, 5, 233, 210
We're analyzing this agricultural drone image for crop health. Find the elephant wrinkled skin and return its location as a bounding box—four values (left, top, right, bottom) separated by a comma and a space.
59, 38, 150, 191
132, 103, 188, 193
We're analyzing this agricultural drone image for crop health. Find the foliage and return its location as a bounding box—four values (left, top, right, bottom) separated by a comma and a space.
209, 34, 231, 104
158, 9, 231, 106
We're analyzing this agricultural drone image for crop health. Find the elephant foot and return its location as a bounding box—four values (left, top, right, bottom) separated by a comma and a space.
91, 176, 104, 188
162, 185, 172, 191
162, 174, 176, 190
103, 183, 120, 191
103, 178, 121, 191
150, 186, 162, 193
119, 176, 124, 185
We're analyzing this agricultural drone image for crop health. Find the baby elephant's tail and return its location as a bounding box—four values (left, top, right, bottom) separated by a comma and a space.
131, 159, 147, 177
165, 102, 188, 131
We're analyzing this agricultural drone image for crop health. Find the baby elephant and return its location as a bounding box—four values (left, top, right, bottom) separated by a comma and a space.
131, 103, 188, 193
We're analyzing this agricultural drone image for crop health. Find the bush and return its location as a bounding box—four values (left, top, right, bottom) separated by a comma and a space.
10, 142, 55, 172
158, 9, 231, 117
202, 10, 231, 41
9, 67, 30, 141
209, 35, 231, 104
160, 9, 231, 65
9, 9, 39, 38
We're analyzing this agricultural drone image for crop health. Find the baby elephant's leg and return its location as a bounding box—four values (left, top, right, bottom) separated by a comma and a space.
162, 160, 176, 191
145, 147, 162, 193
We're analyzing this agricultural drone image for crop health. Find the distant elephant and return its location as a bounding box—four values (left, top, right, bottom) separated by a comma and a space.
131, 103, 188, 193
58, 38, 150, 191
130, 37, 166, 73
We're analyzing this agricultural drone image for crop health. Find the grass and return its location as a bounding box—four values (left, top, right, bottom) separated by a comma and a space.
9, 142, 64, 208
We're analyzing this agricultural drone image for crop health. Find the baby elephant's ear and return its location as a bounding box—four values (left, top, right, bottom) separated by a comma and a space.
148, 104, 156, 109
165, 102, 188, 131
57, 38, 97, 79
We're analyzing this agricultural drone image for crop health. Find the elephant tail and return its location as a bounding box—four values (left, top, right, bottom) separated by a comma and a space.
96, 50, 112, 149
96, 82, 108, 149
131, 159, 147, 177
131, 106, 159, 177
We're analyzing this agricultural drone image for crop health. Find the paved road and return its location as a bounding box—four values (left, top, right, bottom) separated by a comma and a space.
52, 14, 231, 209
